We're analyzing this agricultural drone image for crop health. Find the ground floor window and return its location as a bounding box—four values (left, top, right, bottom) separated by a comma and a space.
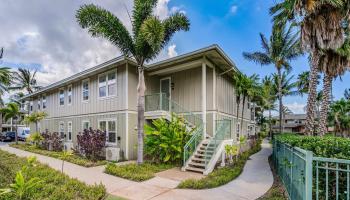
67, 121, 72, 141
82, 120, 90, 131
59, 122, 65, 139
99, 119, 117, 143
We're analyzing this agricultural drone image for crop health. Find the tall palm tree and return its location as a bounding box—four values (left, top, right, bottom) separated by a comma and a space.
296, 71, 320, 96
270, 0, 349, 135
232, 72, 245, 136
11, 68, 40, 94
76, 1, 190, 164
0, 49, 12, 134
328, 98, 350, 137
260, 76, 277, 137
240, 74, 259, 133
243, 22, 302, 134
1, 103, 21, 144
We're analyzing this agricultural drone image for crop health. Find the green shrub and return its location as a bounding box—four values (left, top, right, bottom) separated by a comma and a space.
0, 150, 106, 200
275, 134, 350, 159
178, 139, 262, 189
10, 144, 107, 167
105, 162, 174, 182
144, 114, 191, 163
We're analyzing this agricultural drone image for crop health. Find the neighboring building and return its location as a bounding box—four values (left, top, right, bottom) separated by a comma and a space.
272, 114, 306, 134
21, 45, 256, 166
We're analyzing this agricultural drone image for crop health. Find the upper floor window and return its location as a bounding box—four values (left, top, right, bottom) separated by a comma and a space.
59, 89, 64, 106
99, 71, 116, 98
68, 85, 72, 105
42, 96, 46, 109
82, 80, 89, 101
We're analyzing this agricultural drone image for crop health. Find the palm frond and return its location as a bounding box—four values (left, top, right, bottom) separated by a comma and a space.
162, 12, 190, 48
243, 52, 272, 65
76, 4, 135, 56
132, 0, 157, 37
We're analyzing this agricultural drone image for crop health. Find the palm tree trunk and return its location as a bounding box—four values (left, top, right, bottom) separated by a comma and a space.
236, 96, 240, 139
319, 73, 332, 136
305, 52, 319, 135
137, 66, 146, 164
269, 109, 272, 138
15, 119, 18, 145
241, 95, 246, 134
277, 68, 283, 134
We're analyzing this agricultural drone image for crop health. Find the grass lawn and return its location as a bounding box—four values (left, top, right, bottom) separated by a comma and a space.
10, 143, 107, 167
0, 149, 107, 200
177, 139, 262, 189
105, 162, 175, 182
106, 195, 127, 200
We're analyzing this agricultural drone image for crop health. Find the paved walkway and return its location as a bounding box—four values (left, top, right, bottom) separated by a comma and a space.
0, 140, 273, 200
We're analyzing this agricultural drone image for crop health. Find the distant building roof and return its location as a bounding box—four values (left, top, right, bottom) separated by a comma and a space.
273, 114, 307, 120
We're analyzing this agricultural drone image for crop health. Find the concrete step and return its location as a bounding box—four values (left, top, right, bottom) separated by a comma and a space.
189, 162, 206, 167
185, 166, 205, 173
191, 157, 206, 162
197, 149, 214, 154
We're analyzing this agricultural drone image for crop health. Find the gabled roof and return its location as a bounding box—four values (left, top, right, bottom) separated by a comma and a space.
22, 44, 239, 100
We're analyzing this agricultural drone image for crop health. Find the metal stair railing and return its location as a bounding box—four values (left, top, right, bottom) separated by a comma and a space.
145, 93, 204, 166
204, 119, 231, 169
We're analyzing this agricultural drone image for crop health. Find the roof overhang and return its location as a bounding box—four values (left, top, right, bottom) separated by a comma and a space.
22, 56, 137, 100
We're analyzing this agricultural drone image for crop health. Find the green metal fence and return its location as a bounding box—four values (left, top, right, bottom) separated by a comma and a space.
273, 140, 350, 200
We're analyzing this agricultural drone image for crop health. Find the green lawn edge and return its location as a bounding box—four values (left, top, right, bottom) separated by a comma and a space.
10, 143, 107, 167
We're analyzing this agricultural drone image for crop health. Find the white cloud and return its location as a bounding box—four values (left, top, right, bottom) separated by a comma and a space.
154, 0, 186, 20
167, 44, 178, 58
284, 102, 307, 114
230, 5, 238, 14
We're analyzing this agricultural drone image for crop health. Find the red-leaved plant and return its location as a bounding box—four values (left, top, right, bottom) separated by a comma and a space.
76, 128, 106, 161
41, 130, 63, 151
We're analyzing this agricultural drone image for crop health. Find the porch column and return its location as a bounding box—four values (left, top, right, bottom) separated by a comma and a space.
202, 62, 207, 139
213, 66, 216, 136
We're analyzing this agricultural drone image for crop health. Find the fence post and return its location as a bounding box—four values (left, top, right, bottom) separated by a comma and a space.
305, 150, 313, 200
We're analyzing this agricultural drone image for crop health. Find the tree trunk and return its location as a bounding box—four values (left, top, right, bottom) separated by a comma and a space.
277, 68, 283, 134
35, 122, 38, 133
137, 66, 146, 164
236, 96, 240, 139
305, 52, 319, 135
15, 119, 18, 145
269, 109, 272, 138
319, 73, 332, 136
240, 95, 246, 134
0, 112, 2, 134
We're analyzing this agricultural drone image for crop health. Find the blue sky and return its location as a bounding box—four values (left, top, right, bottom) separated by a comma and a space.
0, 0, 349, 113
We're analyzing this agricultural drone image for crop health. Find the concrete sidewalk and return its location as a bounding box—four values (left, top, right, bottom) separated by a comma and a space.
0, 139, 273, 200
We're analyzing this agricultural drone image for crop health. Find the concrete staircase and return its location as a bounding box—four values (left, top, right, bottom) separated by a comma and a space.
184, 138, 215, 173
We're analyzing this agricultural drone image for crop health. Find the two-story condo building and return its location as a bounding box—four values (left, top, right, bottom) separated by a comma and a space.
21, 45, 256, 170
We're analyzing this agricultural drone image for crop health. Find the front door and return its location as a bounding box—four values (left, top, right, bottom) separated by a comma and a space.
160, 77, 171, 111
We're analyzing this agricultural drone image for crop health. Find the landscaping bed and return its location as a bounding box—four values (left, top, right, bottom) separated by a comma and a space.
177, 139, 262, 189
275, 133, 350, 159
10, 143, 107, 167
0, 149, 106, 200
105, 162, 175, 181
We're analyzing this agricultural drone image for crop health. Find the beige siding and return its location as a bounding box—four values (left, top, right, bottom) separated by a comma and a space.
35, 64, 128, 119
128, 113, 138, 159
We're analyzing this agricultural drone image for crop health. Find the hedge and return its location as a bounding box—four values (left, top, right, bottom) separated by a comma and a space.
275, 133, 350, 159
0, 149, 107, 200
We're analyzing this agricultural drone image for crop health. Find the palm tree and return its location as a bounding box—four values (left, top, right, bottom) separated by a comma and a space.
243, 22, 302, 134
24, 111, 48, 133
240, 74, 259, 133
329, 98, 350, 137
270, 0, 349, 135
76, 1, 190, 164
260, 76, 277, 137
232, 73, 245, 136
0, 48, 11, 134
1, 103, 22, 144
296, 71, 320, 96
10, 68, 41, 94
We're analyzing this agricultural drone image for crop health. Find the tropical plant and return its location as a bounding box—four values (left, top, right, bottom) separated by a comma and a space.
232, 73, 245, 129
328, 98, 350, 137
76, 0, 190, 164
0, 103, 22, 144
260, 76, 277, 137
41, 130, 63, 151
23, 111, 48, 132
60, 150, 73, 173
225, 144, 239, 163
270, 0, 349, 136
0, 66, 12, 134
10, 68, 41, 94
243, 22, 302, 134
296, 71, 320, 96
144, 114, 191, 164
76, 128, 106, 160
27, 132, 43, 147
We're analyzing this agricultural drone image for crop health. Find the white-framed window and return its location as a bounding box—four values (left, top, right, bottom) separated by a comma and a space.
99, 119, 117, 143
68, 85, 72, 105
37, 99, 40, 110
98, 70, 116, 98
42, 95, 47, 109
82, 120, 90, 131
82, 79, 89, 101
67, 121, 72, 141
30, 101, 33, 112
59, 121, 65, 139
59, 88, 65, 106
